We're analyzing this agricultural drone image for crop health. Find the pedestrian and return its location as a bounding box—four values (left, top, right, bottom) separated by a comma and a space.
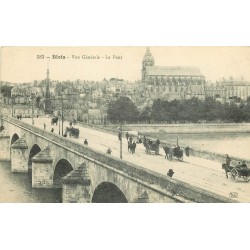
167, 169, 175, 177
185, 146, 190, 157
132, 141, 136, 154
106, 147, 112, 155
126, 132, 129, 141
44, 123, 46, 130
129, 135, 133, 144
51, 128, 54, 133
225, 154, 231, 166
84, 139, 88, 145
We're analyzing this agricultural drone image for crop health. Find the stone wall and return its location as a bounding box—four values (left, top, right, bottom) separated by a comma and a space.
121, 123, 250, 134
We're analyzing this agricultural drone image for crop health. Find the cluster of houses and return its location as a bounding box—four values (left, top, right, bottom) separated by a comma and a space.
1, 76, 250, 124
1, 78, 141, 124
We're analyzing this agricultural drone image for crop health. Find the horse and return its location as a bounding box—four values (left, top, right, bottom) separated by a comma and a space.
222, 163, 250, 181
164, 146, 183, 161
222, 163, 233, 178
163, 146, 173, 160
128, 141, 136, 154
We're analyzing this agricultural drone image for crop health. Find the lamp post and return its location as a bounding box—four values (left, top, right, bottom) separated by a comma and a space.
58, 116, 61, 135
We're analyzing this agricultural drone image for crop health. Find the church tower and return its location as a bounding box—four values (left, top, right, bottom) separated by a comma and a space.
44, 64, 52, 114
141, 47, 154, 83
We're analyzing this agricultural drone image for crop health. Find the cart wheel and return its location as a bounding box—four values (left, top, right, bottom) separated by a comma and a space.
243, 176, 250, 182
231, 168, 238, 181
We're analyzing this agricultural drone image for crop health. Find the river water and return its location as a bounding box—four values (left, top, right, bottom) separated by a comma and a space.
144, 132, 250, 159
0, 161, 61, 203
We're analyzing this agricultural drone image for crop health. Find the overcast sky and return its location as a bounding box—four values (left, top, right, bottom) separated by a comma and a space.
1, 47, 250, 83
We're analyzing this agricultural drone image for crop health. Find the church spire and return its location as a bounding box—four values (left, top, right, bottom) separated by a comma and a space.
44, 59, 52, 114
45, 59, 50, 98
142, 47, 154, 83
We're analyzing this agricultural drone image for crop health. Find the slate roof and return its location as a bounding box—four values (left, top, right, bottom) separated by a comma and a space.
146, 66, 203, 77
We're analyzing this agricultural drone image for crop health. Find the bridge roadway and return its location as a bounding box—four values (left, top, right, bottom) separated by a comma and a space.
23, 117, 250, 202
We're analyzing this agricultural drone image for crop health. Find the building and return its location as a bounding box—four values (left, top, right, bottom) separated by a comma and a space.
141, 47, 206, 101
205, 77, 250, 101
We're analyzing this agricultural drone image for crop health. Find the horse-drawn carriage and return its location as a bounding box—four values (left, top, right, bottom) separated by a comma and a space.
222, 163, 250, 182
64, 126, 80, 138
51, 116, 58, 125
163, 145, 183, 161
143, 138, 160, 155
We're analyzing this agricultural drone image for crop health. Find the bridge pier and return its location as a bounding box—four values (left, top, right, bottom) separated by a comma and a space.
0, 129, 10, 161
10, 138, 29, 172
134, 190, 150, 203
32, 147, 54, 188
62, 163, 91, 203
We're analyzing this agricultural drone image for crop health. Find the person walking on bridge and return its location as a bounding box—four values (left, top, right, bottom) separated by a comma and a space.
106, 147, 112, 155
84, 139, 88, 146
126, 132, 129, 141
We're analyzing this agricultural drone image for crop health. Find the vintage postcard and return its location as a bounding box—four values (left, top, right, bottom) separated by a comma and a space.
0, 46, 250, 203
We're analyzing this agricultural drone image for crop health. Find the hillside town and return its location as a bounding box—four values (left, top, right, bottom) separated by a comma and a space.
1, 48, 250, 124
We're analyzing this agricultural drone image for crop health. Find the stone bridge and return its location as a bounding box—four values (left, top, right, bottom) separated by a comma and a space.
0, 116, 233, 203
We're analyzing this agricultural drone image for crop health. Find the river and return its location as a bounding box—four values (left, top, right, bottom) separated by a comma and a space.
0, 161, 61, 203
143, 132, 250, 159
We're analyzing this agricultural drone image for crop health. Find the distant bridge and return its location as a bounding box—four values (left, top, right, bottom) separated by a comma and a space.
0, 116, 232, 203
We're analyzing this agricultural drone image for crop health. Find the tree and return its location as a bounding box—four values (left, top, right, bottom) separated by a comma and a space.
35, 96, 41, 108
139, 106, 152, 123
1, 85, 13, 97
107, 96, 139, 123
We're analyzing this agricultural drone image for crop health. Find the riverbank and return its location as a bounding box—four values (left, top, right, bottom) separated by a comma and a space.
104, 122, 250, 134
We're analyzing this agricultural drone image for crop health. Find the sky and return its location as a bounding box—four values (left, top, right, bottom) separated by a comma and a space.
1, 46, 250, 84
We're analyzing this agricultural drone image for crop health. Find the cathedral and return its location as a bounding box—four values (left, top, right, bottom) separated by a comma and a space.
141, 47, 206, 101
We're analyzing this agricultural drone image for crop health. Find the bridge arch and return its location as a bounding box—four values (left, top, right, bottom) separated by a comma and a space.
91, 182, 128, 203
53, 159, 73, 188
10, 133, 20, 158
10, 133, 19, 145
28, 144, 41, 173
